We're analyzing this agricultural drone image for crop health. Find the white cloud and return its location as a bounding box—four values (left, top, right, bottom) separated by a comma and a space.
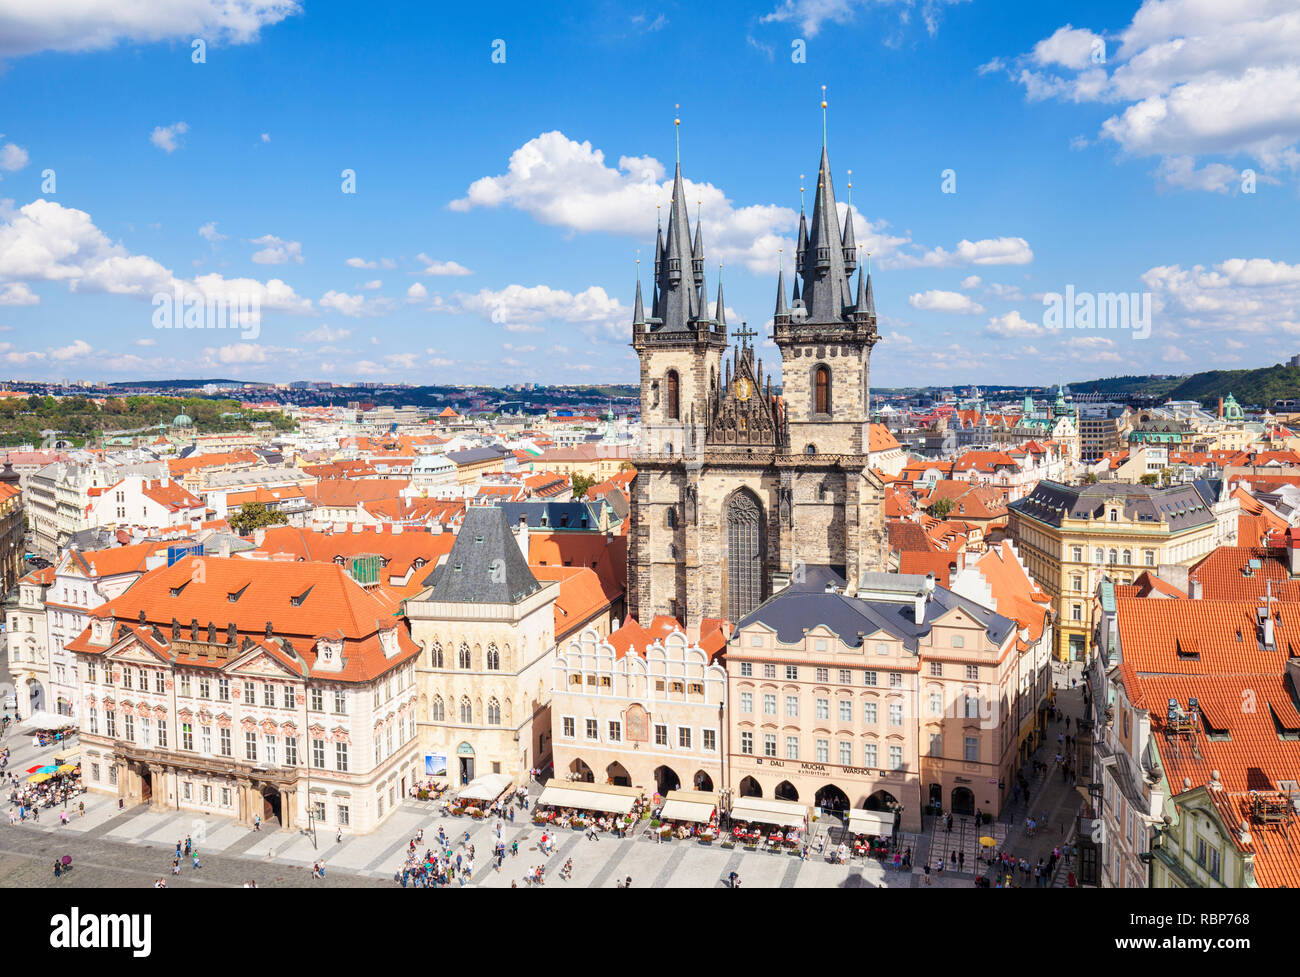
260, 133, 271, 143
416, 254, 472, 276
319, 290, 392, 318
205, 342, 276, 365
198, 221, 226, 242
0, 282, 37, 305
450, 130, 1008, 278
133, 337, 156, 347
1154, 155, 1247, 193
49, 338, 92, 361
1140, 257, 1300, 342
433, 283, 626, 337
986, 310, 1043, 338
0, 198, 312, 319
1031, 25, 1104, 71
385, 352, 418, 370
758, 0, 963, 38
361, 279, 381, 290
345, 256, 395, 269
0, 139, 29, 173
960, 275, 982, 289
249, 233, 302, 265
0, 0, 300, 59
886, 236, 1034, 270
406, 282, 428, 303
996, 2, 1300, 189
300, 324, 350, 343
908, 289, 984, 314
150, 121, 189, 154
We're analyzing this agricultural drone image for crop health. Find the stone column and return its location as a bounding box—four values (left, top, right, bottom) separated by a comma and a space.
149, 763, 166, 811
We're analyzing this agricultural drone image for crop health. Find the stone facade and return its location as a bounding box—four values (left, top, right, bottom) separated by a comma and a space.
628, 135, 887, 628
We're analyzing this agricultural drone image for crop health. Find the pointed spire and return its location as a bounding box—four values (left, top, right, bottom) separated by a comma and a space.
800, 138, 853, 321
632, 276, 645, 326
841, 174, 857, 274
775, 258, 789, 318
696, 264, 709, 323
715, 273, 726, 327
854, 262, 867, 314
657, 158, 695, 332
864, 253, 875, 317
792, 273, 801, 304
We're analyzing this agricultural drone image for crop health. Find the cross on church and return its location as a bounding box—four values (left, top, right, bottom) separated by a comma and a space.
733, 321, 757, 349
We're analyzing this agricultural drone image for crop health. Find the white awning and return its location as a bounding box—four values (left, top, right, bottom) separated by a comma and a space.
457, 773, 513, 803
16, 711, 76, 733
728, 797, 808, 829
847, 808, 894, 836
537, 783, 640, 815
659, 790, 718, 823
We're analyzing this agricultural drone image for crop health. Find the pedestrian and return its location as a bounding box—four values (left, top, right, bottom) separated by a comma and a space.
176, 841, 183, 859
937, 857, 944, 875
958, 851, 964, 870
78, 801, 84, 818
185, 836, 192, 856
337, 828, 343, 844
728, 870, 740, 889
254, 813, 261, 831
193, 852, 201, 870
172, 858, 180, 876
923, 862, 931, 885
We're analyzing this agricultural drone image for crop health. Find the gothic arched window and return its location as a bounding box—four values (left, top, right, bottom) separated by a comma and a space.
726, 490, 763, 622
486, 644, 500, 671
487, 698, 501, 725
459, 697, 473, 723
431, 696, 445, 721
457, 643, 471, 669
814, 365, 831, 415
430, 641, 444, 668
666, 370, 681, 421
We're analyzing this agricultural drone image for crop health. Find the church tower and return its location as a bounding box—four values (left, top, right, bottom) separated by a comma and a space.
629, 103, 886, 629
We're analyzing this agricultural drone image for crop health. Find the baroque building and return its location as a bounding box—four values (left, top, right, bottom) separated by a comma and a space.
629, 128, 887, 627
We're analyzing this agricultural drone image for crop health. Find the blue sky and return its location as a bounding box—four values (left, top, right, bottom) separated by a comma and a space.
1, 0, 1298, 388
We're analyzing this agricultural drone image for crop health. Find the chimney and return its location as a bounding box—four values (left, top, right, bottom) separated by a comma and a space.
161, 474, 169, 488
1218, 397, 1224, 419
1189, 579, 1202, 599
913, 593, 926, 625
1286, 526, 1300, 577
254, 527, 266, 546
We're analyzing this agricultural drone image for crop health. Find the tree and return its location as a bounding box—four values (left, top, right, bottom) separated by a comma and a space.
1081, 472, 1098, 485
228, 502, 287, 535
570, 472, 598, 499
1139, 473, 1158, 486
928, 497, 956, 519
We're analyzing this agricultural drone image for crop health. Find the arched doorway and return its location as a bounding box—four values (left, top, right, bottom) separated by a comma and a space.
774, 780, 799, 801
738, 776, 762, 798
693, 770, 714, 792
724, 489, 764, 621
457, 743, 475, 785
815, 784, 849, 814
26, 679, 44, 713
653, 765, 681, 797
261, 785, 282, 826
606, 761, 631, 787
569, 758, 594, 783
864, 789, 898, 812
138, 764, 152, 804
951, 787, 975, 815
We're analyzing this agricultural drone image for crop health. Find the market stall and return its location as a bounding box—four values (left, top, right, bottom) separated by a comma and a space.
453, 773, 514, 816
846, 807, 895, 857
535, 780, 644, 832
727, 797, 809, 848
658, 789, 720, 840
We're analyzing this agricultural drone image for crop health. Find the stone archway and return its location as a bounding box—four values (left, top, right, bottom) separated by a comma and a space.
738, 776, 762, 798
774, 780, 799, 801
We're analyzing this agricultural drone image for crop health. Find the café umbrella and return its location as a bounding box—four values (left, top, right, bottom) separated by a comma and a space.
56, 764, 78, 775
27, 772, 53, 784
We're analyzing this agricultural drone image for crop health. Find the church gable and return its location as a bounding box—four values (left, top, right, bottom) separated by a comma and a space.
706, 341, 786, 449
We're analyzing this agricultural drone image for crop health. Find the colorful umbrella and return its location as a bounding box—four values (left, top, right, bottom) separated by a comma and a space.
27, 773, 52, 783
55, 765, 78, 774
25, 765, 44, 774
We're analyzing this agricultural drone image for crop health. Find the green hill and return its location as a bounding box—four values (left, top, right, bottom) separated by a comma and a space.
1072, 363, 1300, 408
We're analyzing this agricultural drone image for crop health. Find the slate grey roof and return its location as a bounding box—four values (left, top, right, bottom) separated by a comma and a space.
738, 578, 1015, 652
1008, 479, 1221, 530
500, 500, 604, 531
446, 446, 509, 466
425, 505, 540, 605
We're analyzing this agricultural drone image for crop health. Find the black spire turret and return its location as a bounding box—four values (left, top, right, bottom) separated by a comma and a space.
799, 146, 853, 323
656, 164, 696, 332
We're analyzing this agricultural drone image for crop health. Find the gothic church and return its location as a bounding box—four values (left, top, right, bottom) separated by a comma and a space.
628, 125, 887, 627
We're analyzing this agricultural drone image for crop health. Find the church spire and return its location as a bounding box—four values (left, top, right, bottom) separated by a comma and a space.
632, 273, 645, 326
657, 153, 696, 331
799, 95, 853, 323
775, 250, 789, 319
715, 266, 726, 326
842, 170, 857, 274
